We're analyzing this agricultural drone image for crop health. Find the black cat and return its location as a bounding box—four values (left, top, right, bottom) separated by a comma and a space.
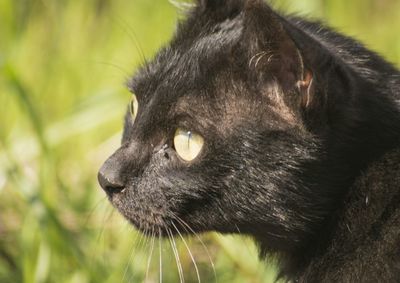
98, 0, 400, 281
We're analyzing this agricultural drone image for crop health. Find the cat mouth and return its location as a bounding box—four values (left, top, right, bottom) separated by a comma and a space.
106, 191, 190, 237
99, 172, 208, 238
126, 215, 190, 238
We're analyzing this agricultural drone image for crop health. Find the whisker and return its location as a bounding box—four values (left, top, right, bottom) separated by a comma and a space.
96, 203, 114, 246
84, 196, 107, 227
92, 61, 130, 76
158, 229, 163, 283
93, 202, 113, 257
145, 228, 156, 282
89, 202, 113, 273
172, 215, 217, 283
136, 230, 152, 280
122, 231, 143, 283
171, 221, 201, 283
124, 228, 151, 283
167, 227, 185, 283
112, 17, 148, 67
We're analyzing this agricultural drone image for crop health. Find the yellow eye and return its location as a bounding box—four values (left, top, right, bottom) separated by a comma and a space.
174, 128, 204, 162
129, 94, 139, 121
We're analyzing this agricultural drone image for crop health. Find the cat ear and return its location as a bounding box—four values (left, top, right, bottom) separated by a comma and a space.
280, 18, 355, 112
242, 1, 317, 107
243, 1, 305, 88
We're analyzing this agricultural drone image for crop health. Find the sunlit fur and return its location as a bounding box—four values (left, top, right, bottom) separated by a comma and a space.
98, 0, 400, 281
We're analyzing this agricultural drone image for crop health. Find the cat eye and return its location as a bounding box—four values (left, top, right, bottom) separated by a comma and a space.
129, 94, 139, 121
173, 128, 204, 162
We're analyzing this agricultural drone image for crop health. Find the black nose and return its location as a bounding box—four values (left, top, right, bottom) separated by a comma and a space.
98, 161, 125, 196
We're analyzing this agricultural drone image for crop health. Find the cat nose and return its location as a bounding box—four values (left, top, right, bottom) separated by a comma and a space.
98, 158, 125, 196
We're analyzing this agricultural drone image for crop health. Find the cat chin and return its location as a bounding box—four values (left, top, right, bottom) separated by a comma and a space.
125, 215, 197, 238
107, 195, 189, 237
115, 201, 224, 238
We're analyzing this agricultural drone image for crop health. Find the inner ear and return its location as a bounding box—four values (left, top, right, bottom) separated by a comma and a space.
297, 69, 314, 108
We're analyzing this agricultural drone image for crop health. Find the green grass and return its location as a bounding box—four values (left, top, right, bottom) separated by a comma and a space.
0, 0, 399, 282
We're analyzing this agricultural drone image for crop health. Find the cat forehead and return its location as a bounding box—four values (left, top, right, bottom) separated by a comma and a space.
129, 11, 247, 97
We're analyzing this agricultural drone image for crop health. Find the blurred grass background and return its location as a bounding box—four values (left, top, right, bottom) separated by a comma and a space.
0, 0, 399, 282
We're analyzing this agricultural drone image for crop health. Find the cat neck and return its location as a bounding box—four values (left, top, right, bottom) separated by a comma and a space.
294, 148, 400, 281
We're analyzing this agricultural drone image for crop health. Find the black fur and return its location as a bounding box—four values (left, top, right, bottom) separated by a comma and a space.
98, 0, 400, 281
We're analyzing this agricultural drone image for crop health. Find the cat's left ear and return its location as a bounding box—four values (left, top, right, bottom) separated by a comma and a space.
242, 1, 313, 101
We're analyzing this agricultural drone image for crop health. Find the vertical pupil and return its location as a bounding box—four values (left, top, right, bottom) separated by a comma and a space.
187, 131, 192, 148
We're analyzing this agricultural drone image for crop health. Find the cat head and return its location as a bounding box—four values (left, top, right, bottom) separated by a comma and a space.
98, 0, 347, 253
